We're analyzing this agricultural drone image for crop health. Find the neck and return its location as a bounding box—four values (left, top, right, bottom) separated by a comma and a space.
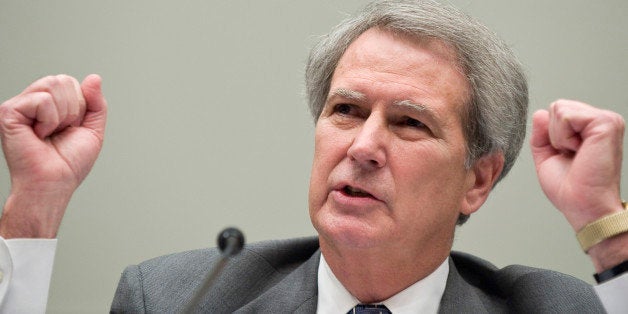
319, 236, 451, 303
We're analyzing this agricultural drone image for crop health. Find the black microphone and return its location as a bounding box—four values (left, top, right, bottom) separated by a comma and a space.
217, 227, 245, 257
182, 227, 245, 313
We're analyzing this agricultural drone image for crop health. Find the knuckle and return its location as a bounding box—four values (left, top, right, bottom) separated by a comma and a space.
35, 91, 54, 104
65, 111, 79, 123
56, 74, 78, 86
40, 74, 74, 90
552, 98, 568, 105
46, 75, 61, 86
608, 112, 625, 131
34, 92, 54, 106
55, 74, 70, 81
550, 99, 570, 109
551, 102, 568, 120
41, 75, 56, 82
36, 75, 61, 91
596, 110, 625, 133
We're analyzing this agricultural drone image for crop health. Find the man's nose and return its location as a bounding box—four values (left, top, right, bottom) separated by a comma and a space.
347, 117, 387, 169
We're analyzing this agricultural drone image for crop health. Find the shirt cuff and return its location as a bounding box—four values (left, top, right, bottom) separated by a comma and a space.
594, 272, 628, 314
0, 237, 57, 314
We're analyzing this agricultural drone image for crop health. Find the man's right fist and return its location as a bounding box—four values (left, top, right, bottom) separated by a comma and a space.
0, 74, 107, 238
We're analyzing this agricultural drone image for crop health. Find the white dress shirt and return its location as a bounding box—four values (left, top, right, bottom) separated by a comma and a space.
594, 272, 628, 314
316, 252, 628, 313
0, 237, 56, 314
316, 254, 449, 314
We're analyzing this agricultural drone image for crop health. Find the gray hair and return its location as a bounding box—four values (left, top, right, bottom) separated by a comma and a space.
305, 0, 528, 224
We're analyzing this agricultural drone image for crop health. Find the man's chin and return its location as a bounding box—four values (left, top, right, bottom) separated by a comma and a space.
314, 215, 389, 250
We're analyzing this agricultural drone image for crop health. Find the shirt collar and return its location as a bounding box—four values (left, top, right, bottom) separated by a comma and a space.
316, 253, 449, 314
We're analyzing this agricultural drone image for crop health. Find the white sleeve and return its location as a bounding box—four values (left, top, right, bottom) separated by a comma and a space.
594, 273, 628, 314
0, 237, 57, 314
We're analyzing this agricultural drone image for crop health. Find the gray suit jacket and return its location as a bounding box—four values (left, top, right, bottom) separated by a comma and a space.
110, 237, 604, 313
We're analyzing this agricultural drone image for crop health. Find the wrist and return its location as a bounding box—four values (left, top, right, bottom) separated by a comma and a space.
576, 201, 628, 252
0, 190, 71, 238
574, 201, 628, 274
588, 231, 628, 273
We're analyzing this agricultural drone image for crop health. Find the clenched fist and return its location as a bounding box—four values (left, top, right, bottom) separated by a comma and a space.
531, 99, 626, 271
0, 74, 107, 238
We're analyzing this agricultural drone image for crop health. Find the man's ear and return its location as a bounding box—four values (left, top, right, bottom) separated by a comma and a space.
460, 152, 505, 216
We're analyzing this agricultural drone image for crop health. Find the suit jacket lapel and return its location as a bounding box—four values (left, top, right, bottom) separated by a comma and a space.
236, 249, 490, 313
235, 250, 320, 313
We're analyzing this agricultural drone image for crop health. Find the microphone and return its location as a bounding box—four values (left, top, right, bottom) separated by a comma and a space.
182, 227, 245, 313
217, 227, 245, 257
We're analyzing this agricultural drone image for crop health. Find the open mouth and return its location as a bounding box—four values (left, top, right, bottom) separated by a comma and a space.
342, 185, 374, 198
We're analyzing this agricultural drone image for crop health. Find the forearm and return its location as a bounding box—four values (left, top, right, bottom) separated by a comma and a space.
0, 189, 72, 239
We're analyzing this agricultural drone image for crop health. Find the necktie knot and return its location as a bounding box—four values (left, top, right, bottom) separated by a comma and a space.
348, 304, 392, 314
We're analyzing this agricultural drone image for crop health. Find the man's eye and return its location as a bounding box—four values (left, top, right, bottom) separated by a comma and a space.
334, 104, 353, 115
404, 117, 425, 128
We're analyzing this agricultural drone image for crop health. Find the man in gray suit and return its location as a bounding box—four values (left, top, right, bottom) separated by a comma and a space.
110, 1, 627, 312
1, 0, 626, 313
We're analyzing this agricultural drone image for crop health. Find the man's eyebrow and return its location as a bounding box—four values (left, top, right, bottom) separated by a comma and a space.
327, 88, 366, 102
393, 100, 432, 115
393, 99, 442, 123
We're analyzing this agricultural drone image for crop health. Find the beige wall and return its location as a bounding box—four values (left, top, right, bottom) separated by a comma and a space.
0, 1, 626, 312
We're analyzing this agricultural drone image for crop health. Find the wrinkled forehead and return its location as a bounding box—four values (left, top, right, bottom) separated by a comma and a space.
336, 27, 472, 117
382, 27, 470, 87
386, 27, 472, 120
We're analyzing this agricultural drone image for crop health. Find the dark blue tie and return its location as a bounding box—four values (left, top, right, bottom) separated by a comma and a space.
348, 304, 392, 314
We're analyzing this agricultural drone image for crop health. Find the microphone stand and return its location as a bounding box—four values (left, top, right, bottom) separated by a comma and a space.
181, 227, 245, 313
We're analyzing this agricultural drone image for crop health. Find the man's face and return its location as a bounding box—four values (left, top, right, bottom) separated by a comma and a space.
309, 28, 480, 257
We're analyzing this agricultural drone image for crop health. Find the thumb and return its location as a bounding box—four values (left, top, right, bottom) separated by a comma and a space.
80, 74, 107, 135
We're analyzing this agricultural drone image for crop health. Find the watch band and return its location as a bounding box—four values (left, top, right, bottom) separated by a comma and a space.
595, 259, 628, 283
576, 201, 628, 252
